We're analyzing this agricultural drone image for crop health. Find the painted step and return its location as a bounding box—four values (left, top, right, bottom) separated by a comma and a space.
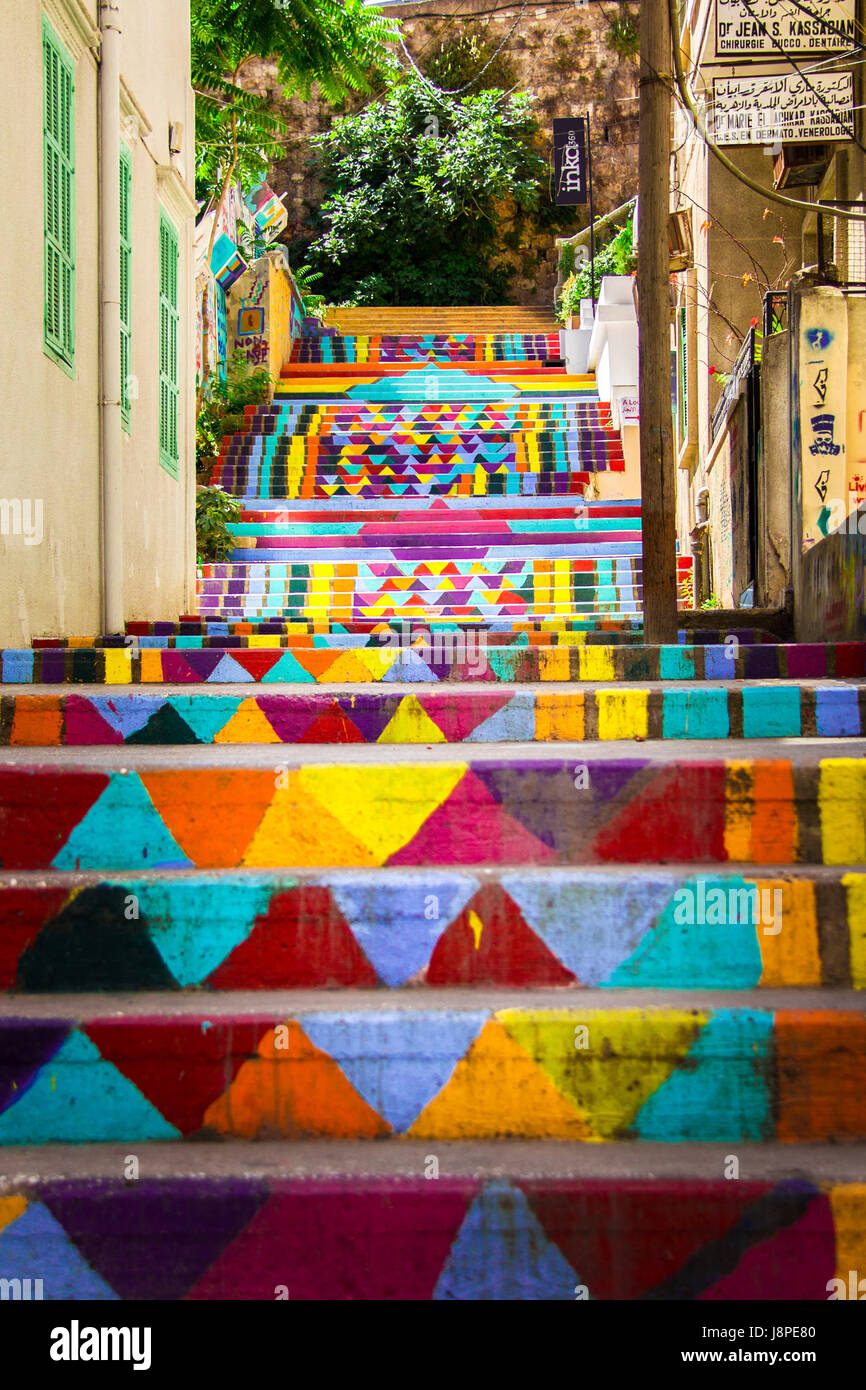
291, 333, 563, 364
0, 745, 864, 869
5, 1153, 861, 1299
1, 867, 861, 992
0, 997, 864, 1142
5, 641, 865, 684
4, 684, 865, 747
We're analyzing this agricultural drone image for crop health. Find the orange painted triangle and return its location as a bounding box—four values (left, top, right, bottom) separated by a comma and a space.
203, 1021, 390, 1139
140, 769, 276, 868
291, 650, 344, 679
407, 1019, 592, 1140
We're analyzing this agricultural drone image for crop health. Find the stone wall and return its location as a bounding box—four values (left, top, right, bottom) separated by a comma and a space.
239, 1, 640, 307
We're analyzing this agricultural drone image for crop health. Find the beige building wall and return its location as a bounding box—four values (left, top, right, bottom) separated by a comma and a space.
0, 0, 196, 645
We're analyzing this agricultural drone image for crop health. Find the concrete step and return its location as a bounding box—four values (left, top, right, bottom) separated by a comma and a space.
0, 994, 864, 1143
3, 683, 865, 747
1, 866, 860, 992
4, 1144, 861, 1298
5, 641, 864, 684
0, 742, 863, 869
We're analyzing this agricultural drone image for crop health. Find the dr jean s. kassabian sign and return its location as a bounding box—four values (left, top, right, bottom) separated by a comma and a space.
716, 0, 855, 55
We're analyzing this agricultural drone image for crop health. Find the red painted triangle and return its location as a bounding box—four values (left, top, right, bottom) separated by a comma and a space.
208, 885, 377, 988
84, 1018, 269, 1135
427, 883, 576, 986
390, 770, 557, 867
0, 887, 70, 988
593, 764, 727, 863
416, 691, 513, 743
298, 704, 367, 745
186, 1183, 478, 1300
232, 650, 285, 679
521, 1181, 772, 1300
0, 770, 110, 870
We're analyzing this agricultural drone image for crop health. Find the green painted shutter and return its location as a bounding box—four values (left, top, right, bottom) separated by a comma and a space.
43, 19, 75, 368
679, 305, 688, 438
158, 211, 179, 478
120, 145, 132, 430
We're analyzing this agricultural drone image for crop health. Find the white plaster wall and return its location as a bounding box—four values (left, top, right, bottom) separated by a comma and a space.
0, 0, 195, 644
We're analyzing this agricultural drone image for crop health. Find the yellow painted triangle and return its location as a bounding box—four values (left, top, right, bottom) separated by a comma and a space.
0, 1196, 28, 1236
243, 771, 376, 868
498, 1008, 708, 1140
378, 696, 447, 745
297, 761, 465, 864
214, 697, 282, 744
407, 1020, 592, 1140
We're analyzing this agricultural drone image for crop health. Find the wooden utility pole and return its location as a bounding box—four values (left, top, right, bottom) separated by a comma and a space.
637, 0, 678, 644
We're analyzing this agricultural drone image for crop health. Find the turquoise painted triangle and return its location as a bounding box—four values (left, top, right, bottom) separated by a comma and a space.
323, 872, 478, 985
0, 1201, 119, 1300
433, 1183, 578, 1300
0, 1031, 180, 1143
632, 1009, 775, 1142
166, 696, 243, 744
300, 1009, 488, 1133
261, 652, 316, 683
501, 874, 678, 986
606, 875, 763, 988
53, 773, 191, 871
486, 648, 524, 680
128, 875, 277, 986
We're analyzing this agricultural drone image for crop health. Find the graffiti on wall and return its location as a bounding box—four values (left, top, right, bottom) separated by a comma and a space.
799, 294, 848, 550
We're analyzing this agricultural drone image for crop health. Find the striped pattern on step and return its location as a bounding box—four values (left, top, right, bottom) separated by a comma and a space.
4, 685, 866, 746
0, 1007, 864, 1142
1, 869, 861, 992
0, 1175, 860, 1299
1, 755, 864, 869
4, 641, 865, 684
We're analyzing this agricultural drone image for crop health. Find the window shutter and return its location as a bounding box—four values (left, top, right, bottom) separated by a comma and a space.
158, 212, 180, 478
43, 20, 75, 367
120, 145, 132, 429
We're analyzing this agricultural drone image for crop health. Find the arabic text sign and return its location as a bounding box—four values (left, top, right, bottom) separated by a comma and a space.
716, 0, 855, 55
712, 72, 853, 145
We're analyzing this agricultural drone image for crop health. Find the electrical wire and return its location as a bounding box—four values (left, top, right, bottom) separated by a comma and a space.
395, 0, 528, 94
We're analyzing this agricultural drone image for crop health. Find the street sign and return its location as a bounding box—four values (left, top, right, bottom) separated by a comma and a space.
553, 117, 590, 206
715, 0, 855, 57
712, 71, 854, 145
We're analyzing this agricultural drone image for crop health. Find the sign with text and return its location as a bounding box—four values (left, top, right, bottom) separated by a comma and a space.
553, 117, 589, 206
716, 0, 855, 56
712, 71, 853, 145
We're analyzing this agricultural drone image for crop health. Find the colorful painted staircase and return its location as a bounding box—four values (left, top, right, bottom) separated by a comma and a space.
1, 315, 865, 1301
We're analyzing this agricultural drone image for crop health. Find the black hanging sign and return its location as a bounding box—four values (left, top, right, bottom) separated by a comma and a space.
553, 116, 590, 206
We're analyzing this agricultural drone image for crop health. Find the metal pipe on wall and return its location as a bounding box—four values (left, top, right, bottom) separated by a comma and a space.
98, 0, 123, 633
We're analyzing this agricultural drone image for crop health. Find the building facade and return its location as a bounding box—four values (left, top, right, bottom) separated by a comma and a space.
0, 0, 196, 645
671, 0, 865, 621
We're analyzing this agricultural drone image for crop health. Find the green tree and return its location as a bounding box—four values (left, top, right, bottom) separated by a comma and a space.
304, 82, 547, 305
192, 0, 398, 391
